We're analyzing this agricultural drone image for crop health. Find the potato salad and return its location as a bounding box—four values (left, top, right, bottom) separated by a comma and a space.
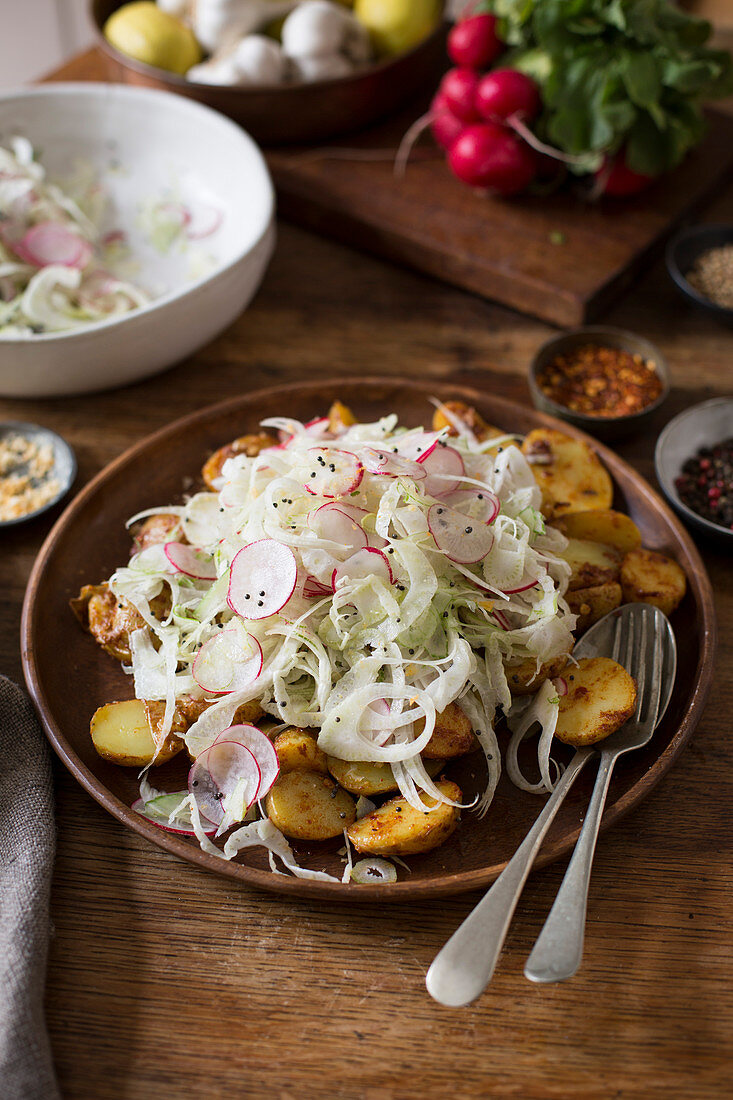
72, 399, 686, 884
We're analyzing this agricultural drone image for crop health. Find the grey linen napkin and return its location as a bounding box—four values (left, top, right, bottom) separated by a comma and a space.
0, 676, 61, 1100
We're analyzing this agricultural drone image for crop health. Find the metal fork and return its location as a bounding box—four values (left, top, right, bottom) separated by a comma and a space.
426, 603, 676, 1007
524, 603, 676, 983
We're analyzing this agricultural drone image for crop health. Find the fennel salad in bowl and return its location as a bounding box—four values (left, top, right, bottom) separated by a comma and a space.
72, 401, 586, 885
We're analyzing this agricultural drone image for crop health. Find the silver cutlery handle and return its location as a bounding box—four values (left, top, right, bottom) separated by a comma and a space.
426, 748, 592, 1007
524, 751, 618, 984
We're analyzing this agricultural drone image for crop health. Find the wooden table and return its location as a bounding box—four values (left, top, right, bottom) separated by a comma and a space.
2, 49, 731, 1100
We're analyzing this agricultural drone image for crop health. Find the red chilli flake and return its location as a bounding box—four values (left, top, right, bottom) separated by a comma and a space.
537, 344, 662, 418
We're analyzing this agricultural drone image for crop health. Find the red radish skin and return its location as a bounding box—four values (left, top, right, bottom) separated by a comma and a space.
430, 92, 466, 151
303, 447, 364, 498
213, 724, 280, 801
447, 13, 504, 70
185, 204, 223, 240
227, 539, 298, 620
332, 546, 395, 589
448, 123, 537, 194
476, 70, 541, 123
309, 502, 369, 553
361, 446, 426, 480
164, 541, 218, 580
439, 68, 482, 123
596, 154, 654, 197
393, 431, 441, 463
14, 222, 93, 269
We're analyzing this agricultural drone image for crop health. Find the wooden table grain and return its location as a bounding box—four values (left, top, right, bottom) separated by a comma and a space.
2, 49, 731, 1100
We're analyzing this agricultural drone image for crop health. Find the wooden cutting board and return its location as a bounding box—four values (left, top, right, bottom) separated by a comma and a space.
268, 107, 733, 327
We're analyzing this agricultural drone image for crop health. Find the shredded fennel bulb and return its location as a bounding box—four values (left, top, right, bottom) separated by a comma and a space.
111, 411, 575, 873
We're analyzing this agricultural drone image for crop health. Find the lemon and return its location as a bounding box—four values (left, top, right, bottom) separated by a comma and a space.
354, 0, 441, 57
104, 2, 202, 75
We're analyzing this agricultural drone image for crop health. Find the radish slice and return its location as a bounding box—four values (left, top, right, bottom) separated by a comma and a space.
14, 222, 92, 269
361, 447, 426, 481
192, 630, 263, 693
132, 794, 217, 837
185, 203, 223, 240
213, 724, 279, 801
165, 541, 218, 580
309, 502, 369, 553
419, 444, 465, 498
302, 448, 364, 498
188, 741, 261, 825
157, 201, 191, 228
448, 488, 500, 525
332, 546, 395, 589
554, 676, 568, 696
428, 502, 494, 564
394, 431, 441, 462
493, 609, 511, 631
302, 575, 333, 599
227, 540, 298, 619
303, 416, 332, 438
504, 578, 539, 595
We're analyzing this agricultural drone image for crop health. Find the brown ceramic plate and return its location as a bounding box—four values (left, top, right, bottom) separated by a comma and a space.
22, 378, 715, 900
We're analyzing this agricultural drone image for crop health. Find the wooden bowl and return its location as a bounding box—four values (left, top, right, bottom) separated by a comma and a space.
21, 378, 716, 901
91, 0, 446, 145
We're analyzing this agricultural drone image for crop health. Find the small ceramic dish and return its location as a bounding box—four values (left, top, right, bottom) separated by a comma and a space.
666, 224, 733, 328
654, 396, 733, 545
91, 0, 446, 146
0, 83, 275, 398
0, 422, 76, 527
528, 326, 670, 442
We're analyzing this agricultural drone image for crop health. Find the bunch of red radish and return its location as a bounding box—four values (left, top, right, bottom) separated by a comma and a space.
432, 12, 541, 195
430, 11, 654, 198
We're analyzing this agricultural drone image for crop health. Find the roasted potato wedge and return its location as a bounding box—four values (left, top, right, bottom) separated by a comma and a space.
91, 699, 184, 766
566, 582, 623, 632
620, 548, 687, 617
554, 657, 637, 747
202, 432, 275, 490
131, 513, 184, 554
418, 702, 478, 759
275, 727, 329, 774
561, 537, 622, 591
504, 652, 573, 695
431, 400, 502, 442
71, 584, 145, 662
347, 779, 462, 857
327, 400, 358, 434
265, 771, 356, 840
232, 700, 265, 726
326, 755, 444, 796
522, 429, 613, 517
554, 509, 642, 555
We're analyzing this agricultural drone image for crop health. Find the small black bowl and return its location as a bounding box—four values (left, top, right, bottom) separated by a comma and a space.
0, 422, 76, 528
666, 223, 733, 328
528, 326, 669, 443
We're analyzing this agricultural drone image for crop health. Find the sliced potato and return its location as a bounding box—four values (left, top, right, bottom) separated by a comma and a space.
265, 771, 356, 840
431, 400, 502, 442
131, 513, 184, 554
202, 432, 275, 490
417, 702, 477, 759
347, 779, 462, 857
72, 584, 144, 662
620, 548, 687, 617
554, 509, 642, 555
91, 699, 184, 766
326, 755, 444, 796
327, 400, 358, 434
504, 652, 573, 696
275, 727, 329, 774
232, 700, 266, 726
554, 657, 637, 747
522, 429, 613, 517
566, 582, 623, 632
561, 537, 622, 591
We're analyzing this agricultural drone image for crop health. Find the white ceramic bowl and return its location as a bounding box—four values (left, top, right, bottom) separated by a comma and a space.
0, 84, 275, 397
